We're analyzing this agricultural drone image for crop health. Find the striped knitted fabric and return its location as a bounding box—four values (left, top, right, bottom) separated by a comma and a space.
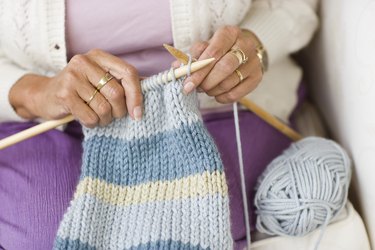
53, 71, 233, 250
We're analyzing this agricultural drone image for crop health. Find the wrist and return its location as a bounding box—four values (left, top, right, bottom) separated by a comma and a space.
242, 29, 269, 73
9, 74, 50, 119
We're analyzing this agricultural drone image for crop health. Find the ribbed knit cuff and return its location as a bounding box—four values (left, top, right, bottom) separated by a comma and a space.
170, 0, 194, 52
240, 1, 318, 66
0, 60, 30, 122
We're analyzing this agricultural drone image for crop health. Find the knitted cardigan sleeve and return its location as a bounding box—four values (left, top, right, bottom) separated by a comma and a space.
0, 46, 30, 122
240, 0, 319, 66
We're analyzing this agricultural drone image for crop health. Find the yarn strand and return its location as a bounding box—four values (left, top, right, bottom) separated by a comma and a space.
233, 102, 252, 249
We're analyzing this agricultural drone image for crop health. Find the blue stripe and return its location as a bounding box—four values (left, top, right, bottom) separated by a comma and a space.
129, 240, 208, 250
81, 122, 223, 186
54, 238, 209, 250
54, 238, 95, 250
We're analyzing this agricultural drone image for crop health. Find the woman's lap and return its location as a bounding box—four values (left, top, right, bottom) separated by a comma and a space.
0, 112, 292, 249
0, 122, 82, 250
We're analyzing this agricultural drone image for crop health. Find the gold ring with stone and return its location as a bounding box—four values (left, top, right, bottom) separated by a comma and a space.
229, 48, 248, 65
96, 72, 114, 91
235, 69, 244, 82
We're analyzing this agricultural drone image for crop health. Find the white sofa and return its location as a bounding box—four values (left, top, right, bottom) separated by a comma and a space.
300, 0, 375, 247
252, 202, 369, 250
252, 1, 374, 248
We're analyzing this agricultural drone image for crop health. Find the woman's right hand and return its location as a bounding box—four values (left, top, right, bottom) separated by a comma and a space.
9, 49, 143, 128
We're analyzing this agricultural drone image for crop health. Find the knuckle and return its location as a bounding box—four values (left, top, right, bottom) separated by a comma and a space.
237, 38, 248, 51
106, 84, 124, 101
205, 87, 215, 96
200, 84, 211, 93
64, 70, 79, 85
189, 73, 203, 85
56, 87, 72, 102
87, 48, 102, 57
207, 84, 228, 97
206, 46, 223, 59
97, 100, 111, 117
222, 25, 241, 37
226, 91, 238, 103
192, 41, 208, 52
206, 90, 218, 97
217, 59, 235, 74
217, 82, 231, 92
69, 54, 88, 67
123, 65, 138, 77
83, 115, 99, 128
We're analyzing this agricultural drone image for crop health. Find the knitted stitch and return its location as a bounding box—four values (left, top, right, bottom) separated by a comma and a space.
53, 71, 233, 250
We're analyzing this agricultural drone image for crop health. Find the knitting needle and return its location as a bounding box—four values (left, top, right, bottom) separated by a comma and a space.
164, 45, 303, 141
238, 98, 302, 141
0, 57, 215, 150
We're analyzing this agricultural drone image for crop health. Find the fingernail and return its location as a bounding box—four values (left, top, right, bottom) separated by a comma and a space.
183, 81, 195, 94
133, 106, 142, 121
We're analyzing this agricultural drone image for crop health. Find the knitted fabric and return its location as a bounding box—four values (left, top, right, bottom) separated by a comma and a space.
53, 71, 233, 250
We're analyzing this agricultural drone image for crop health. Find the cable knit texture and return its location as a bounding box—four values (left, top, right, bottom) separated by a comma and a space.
0, 0, 318, 122
53, 72, 233, 250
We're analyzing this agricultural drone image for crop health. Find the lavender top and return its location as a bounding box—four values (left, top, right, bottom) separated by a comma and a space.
66, 0, 174, 76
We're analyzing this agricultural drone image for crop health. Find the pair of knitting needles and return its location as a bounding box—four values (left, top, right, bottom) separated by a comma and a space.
0, 46, 302, 150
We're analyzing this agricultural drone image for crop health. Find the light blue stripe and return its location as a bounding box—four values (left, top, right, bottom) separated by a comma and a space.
81, 122, 224, 186
56, 194, 232, 250
83, 81, 201, 142
54, 238, 208, 250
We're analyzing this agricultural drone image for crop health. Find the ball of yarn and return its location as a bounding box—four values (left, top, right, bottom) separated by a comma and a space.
254, 137, 351, 237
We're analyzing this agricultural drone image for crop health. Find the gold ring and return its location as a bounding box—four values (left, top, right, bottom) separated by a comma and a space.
229, 48, 248, 65
235, 69, 244, 82
96, 72, 114, 91
86, 89, 99, 105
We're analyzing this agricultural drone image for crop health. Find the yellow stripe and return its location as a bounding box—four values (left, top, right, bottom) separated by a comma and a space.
74, 171, 228, 206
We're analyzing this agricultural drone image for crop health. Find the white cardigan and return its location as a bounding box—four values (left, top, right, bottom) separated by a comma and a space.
0, 0, 318, 122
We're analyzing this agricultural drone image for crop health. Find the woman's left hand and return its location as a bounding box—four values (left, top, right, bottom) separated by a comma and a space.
182, 26, 263, 103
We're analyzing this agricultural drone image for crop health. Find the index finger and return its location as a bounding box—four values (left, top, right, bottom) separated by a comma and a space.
183, 26, 240, 94
87, 49, 143, 121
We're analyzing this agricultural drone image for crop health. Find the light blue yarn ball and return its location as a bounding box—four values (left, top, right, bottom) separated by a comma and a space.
254, 137, 352, 237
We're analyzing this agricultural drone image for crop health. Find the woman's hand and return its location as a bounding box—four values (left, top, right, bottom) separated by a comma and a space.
9, 49, 143, 128
182, 26, 263, 103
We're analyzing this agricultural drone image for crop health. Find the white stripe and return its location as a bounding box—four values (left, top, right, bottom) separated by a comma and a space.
57, 194, 232, 250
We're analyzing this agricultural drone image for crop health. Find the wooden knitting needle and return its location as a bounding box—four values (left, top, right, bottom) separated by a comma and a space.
0, 58, 215, 150
239, 98, 302, 141
164, 44, 303, 141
